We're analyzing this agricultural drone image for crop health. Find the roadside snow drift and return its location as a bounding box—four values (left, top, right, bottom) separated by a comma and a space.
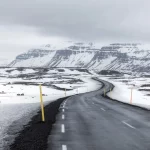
0, 68, 101, 150
99, 75, 150, 109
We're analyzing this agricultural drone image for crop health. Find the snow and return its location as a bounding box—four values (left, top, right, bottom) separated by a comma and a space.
94, 56, 116, 70
138, 44, 150, 50
0, 103, 40, 149
57, 52, 95, 68
0, 68, 101, 149
13, 51, 56, 67
99, 76, 150, 109
0, 77, 100, 104
1, 67, 150, 149
7, 42, 150, 75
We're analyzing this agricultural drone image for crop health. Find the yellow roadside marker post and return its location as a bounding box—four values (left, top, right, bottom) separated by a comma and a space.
39, 84, 45, 122
130, 88, 133, 104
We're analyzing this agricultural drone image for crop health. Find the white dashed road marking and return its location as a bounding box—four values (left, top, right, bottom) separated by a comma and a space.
62, 145, 67, 150
101, 108, 106, 111
62, 114, 65, 120
122, 121, 136, 129
61, 124, 65, 133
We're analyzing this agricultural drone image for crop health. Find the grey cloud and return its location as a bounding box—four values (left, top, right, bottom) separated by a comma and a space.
0, 0, 150, 42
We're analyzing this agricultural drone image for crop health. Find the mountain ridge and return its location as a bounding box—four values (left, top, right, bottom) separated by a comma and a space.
8, 42, 150, 75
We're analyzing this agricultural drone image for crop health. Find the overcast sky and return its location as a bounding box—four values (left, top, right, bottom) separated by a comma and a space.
0, 0, 150, 59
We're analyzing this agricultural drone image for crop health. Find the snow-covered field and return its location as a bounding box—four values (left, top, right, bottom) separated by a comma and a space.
2, 67, 150, 149
0, 68, 101, 149
99, 75, 150, 109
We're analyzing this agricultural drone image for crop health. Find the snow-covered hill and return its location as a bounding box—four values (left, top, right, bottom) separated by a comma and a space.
8, 42, 150, 74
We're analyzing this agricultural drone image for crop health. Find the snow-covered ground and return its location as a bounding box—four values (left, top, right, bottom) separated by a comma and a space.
99, 75, 150, 109
0, 68, 101, 149
2, 67, 150, 149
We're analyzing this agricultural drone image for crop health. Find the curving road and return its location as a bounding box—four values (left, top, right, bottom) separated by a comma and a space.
48, 79, 150, 150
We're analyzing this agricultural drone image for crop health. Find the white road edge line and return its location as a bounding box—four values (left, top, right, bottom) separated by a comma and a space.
122, 121, 136, 129
101, 108, 106, 111
62, 145, 67, 150
62, 114, 65, 120
61, 124, 65, 133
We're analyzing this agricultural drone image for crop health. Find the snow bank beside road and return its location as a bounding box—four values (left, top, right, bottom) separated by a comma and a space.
0, 77, 101, 149
0, 103, 39, 150
100, 76, 150, 109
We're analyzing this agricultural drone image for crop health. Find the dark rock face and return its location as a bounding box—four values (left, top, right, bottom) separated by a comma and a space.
98, 70, 122, 75
16, 49, 52, 60
8, 43, 150, 74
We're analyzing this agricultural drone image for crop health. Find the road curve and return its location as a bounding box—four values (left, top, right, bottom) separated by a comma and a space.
48, 78, 150, 150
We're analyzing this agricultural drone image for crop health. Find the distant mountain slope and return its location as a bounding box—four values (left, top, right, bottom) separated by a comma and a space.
8, 42, 150, 74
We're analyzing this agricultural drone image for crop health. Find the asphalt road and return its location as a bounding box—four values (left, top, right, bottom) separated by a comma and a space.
48, 79, 150, 150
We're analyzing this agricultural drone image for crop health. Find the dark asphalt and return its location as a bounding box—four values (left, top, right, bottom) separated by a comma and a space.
48, 79, 150, 150
10, 97, 68, 150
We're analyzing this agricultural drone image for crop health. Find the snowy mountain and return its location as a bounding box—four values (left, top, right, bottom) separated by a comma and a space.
8, 42, 150, 74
